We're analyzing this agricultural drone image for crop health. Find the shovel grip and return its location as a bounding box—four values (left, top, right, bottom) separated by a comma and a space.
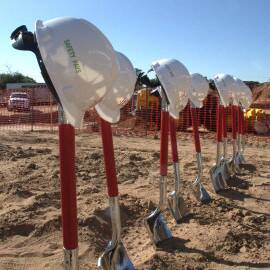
222, 106, 227, 138
190, 107, 201, 153
160, 111, 169, 176
217, 104, 223, 142
100, 118, 118, 197
59, 124, 78, 250
232, 105, 237, 140
169, 117, 179, 162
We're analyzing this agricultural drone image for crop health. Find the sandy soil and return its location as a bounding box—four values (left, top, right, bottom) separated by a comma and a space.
0, 130, 269, 270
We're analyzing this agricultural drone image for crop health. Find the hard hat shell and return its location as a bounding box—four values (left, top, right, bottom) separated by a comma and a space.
213, 73, 236, 107
233, 77, 252, 109
95, 51, 137, 123
189, 73, 209, 108
151, 59, 191, 119
35, 17, 118, 127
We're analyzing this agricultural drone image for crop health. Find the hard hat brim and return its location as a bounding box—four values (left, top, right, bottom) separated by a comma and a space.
95, 103, 120, 124
168, 105, 180, 119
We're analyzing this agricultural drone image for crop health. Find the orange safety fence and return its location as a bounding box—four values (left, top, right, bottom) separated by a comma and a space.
0, 87, 269, 136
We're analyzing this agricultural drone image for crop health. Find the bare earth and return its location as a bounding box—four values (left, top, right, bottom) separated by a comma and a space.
0, 130, 269, 270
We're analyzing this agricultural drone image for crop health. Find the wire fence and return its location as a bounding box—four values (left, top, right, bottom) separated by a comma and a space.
0, 87, 269, 136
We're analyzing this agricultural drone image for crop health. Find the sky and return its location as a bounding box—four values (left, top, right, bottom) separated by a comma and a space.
0, 0, 269, 83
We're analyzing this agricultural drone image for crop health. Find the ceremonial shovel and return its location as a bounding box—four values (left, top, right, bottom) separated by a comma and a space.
10, 26, 80, 270
209, 103, 227, 192
167, 116, 189, 223
227, 105, 241, 174
98, 118, 135, 270
190, 106, 211, 203
219, 106, 231, 183
235, 106, 246, 165
144, 89, 172, 247
56, 109, 79, 270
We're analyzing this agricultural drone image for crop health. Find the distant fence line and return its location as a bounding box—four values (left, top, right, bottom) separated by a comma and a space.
0, 88, 269, 136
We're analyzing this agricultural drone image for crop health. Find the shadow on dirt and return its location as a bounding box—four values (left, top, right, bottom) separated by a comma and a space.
219, 189, 270, 203
227, 176, 251, 189
158, 236, 270, 269
240, 163, 257, 173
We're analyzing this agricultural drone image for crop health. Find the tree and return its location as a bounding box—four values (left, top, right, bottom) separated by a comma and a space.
0, 72, 36, 89
135, 68, 160, 88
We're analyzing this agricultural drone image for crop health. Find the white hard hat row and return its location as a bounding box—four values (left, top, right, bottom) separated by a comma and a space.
214, 74, 252, 109
12, 17, 252, 127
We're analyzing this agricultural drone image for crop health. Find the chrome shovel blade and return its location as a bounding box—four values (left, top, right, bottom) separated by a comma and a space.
235, 152, 245, 166
144, 208, 172, 247
167, 191, 189, 223
219, 160, 229, 187
228, 157, 241, 174
225, 159, 235, 176
191, 177, 211, 203
209, 165, 225, 192
98, 240, 135, 270
222, 159, 233, 179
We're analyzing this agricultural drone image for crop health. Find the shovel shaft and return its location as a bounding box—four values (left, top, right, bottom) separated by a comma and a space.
222, 107, 228, 158
217, 104, 223, 143
100, 118, 118, 197
242, 110, 245, 135
190, 107, 201, 153
222, 106, 227, 138
59, 124, 78, 250
160, 111, 169, 176
232, 105, 237, 140
169, 117, 179, 163
239, 108, 245, 135
237, 106, 242, 134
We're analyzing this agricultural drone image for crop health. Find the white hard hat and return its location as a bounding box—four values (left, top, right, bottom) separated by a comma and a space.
189, 73, 209, 108
213, 73, 236, 107
95, 51, 137, 123
233, 77, 252, 109
35, 17, 118, 127
151, 59, 191, 119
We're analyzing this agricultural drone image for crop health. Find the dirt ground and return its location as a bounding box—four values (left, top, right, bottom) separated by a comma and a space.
0, 130, 269, 270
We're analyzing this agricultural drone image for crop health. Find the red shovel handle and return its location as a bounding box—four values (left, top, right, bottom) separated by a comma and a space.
237, 106, 242, 135
160, 111, 169, 176
190, 107, 201, 153
222, 106, 227, 138
169, 117, 179, 163
241, 109, 245, 135
238, 107, 245, 135
216, 104, 223, 142
100, 118, 118, 197
59, 124, 78, 250
232, 105, 237, 140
